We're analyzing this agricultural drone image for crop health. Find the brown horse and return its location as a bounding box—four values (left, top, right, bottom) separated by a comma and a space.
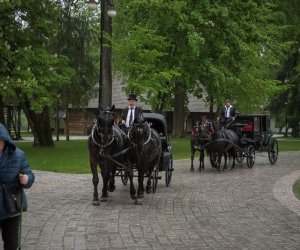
88, 106, 125, 205
127, 115, 162, 204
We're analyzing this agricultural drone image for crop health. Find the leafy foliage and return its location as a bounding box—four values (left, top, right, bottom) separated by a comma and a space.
0, 0, 75, 112
113, 0, 288, 116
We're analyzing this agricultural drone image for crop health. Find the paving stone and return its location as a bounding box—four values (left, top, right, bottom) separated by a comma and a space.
1, 152, 300, 249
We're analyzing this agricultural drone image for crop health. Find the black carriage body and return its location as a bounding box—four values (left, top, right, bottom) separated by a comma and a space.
143, 113, 172, 172
234, 114, 271, 149
234, 114, 278, 165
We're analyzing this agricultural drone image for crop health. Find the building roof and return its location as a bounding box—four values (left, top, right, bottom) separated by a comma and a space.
87, 80, 211, 112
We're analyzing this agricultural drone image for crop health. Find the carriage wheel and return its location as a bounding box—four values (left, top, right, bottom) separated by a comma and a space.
268, 138, 278, 165
246, 145, 255, 168
120, 169, 129, 185
236, 151, 245, 163
165, 157, 173, 187
209, 152, 219, 169
152, 169, 158, 193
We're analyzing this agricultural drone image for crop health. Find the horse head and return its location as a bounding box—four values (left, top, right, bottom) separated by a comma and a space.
201, 120, 218, 139
128, 121, 150, 147
94, 106, 116, 146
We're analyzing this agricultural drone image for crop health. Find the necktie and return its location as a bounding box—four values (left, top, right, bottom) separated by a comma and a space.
129, 108, 133, 126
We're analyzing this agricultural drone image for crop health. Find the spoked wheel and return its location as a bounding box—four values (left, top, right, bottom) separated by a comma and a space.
209, 152, 219, 169
152, 169, 158, 193
268, 138, 278, 165
236, 151, 245, 163
165, 157, 173, 187
246, 145, 255, 168
120, 169, 129, 185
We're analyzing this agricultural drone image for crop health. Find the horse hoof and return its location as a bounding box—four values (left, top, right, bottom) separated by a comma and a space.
137, 193, 144, 199
100, 196, 108, 202
146, 187, 152, 194
93, 200, 100, 206
135, 198, 143, 205
130, 194, 137, 200
190, 168, 194, 172
108, 186, 116, 192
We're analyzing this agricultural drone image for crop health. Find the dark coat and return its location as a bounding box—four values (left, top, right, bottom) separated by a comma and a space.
121, 106, 144, 126
0, 123, 35, 220
220, 106, 236, 120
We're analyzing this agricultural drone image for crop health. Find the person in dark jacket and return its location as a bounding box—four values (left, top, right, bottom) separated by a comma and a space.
0, 123, 35, 249
220, 99, 236, 128
120, 94, 144, 132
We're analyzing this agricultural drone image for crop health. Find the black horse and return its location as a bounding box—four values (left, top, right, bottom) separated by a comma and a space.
190, 121, 210, 172
88, 106, 125, 205
201, 121, 239, 171
127, 115, 162, 204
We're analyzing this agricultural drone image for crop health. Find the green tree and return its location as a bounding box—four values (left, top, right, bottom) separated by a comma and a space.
0, 0, 74, 146
113, 0, 287, 137
52, 0, 100, 139
269, 0, 300, 137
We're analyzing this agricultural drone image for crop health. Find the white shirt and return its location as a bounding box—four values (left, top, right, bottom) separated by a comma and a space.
125, 107, 135, 127
225, 105, 233, 118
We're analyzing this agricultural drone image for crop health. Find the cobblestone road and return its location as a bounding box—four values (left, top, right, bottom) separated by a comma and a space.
2, 152, 300, 250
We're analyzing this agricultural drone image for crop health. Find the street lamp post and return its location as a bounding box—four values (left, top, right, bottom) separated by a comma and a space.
87, 0, 116, 109
285, 100, 288, 137
284, 78, 289, 138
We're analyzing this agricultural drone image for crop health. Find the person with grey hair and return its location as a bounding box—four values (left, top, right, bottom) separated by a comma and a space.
120, 94, 144, 132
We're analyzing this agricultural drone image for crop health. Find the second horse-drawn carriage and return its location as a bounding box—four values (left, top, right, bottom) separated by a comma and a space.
191, 114, 279, 171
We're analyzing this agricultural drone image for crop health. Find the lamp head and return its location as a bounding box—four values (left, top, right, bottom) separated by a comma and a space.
87, 0, 97, 11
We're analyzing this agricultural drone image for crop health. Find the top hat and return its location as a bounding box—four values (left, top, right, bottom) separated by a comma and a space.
128, 94, 138, 101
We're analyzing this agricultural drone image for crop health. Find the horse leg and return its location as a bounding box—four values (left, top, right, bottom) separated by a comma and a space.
108, 165, 116, 192
145, 170, 152, 194
231, 150, 236, 170
223, 152, 227, 170
128, 161, 137, 200
191, 149, 195, 172
100, 160, 109, 202
199, 149, 205, 172
135, 169, 145, 205
91, 162, 100, 205
217, 153, 222, 172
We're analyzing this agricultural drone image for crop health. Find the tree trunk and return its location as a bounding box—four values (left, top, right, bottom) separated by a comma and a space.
172, 82, 185, 137
291, 122, 299, 137
65, 104, 70, 141
21, 98, 54, 147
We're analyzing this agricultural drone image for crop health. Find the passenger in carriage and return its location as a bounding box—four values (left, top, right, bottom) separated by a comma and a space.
120, 94, 144, 133
219, 99, 236, 129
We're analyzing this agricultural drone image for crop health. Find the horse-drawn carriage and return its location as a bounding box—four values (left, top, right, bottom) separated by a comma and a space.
88, 107, 173, 205
115, 113, 173, 192
191, 114, 278, 171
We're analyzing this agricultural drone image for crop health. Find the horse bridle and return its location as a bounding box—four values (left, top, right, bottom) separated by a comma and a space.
128, 122, 151, 146
91, 111, 115, 149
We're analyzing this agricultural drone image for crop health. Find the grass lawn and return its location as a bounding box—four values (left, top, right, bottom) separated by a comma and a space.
15, 136, 300, 174
293, 179, 300, 200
